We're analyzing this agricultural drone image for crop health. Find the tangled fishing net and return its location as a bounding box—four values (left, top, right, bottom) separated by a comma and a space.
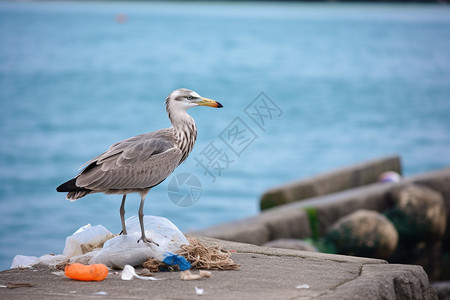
142, 236, 240, 272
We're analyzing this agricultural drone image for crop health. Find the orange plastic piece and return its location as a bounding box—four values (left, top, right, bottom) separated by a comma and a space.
64, 263, 109, 281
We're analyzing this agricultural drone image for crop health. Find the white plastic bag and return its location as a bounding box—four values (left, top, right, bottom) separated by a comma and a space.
89, 234, 151, 269
63, 224, 114, 257
34, 254, 68, 268
10, 255, 38, 269
125, 215, 189, 261
71, 216, 189, 269
11, 254, 68, 269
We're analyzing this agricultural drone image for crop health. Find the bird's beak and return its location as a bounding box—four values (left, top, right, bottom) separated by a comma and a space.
197, 97, 223, 108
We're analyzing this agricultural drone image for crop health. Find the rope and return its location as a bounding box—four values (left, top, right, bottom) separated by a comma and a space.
178, 237, 240, 270
142, 236, 240, 272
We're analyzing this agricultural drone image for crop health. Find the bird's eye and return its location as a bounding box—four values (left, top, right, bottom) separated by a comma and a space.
187, 96, 193, 100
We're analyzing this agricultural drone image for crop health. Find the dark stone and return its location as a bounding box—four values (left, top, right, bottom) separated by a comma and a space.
324, 210, 398, 260
385, 184, 447, 243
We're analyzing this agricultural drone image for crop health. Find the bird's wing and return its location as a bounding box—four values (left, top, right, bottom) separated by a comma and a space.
80, 130, 173, 169
75, 130, 182, 191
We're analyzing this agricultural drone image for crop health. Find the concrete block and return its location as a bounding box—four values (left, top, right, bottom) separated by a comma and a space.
279, 182, 395, 236
320, 264, 437, 300
260, 155, 401, 210
195, 167, 450, 248
195, 207, 311, 246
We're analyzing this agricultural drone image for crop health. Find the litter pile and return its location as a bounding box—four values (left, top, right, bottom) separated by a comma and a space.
11, 215, 239, 275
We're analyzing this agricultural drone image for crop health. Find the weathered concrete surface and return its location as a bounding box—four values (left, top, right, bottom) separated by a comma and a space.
260, 155, 401, 210
0, 237, 437, 300
196, 167, 450, 245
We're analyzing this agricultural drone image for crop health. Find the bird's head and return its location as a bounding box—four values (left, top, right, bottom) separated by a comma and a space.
165, 89, 223, 112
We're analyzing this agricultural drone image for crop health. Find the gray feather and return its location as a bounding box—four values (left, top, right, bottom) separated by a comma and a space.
75, 129, 182, 191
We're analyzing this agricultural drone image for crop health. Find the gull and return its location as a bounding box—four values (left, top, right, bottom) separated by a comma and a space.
57, 89, 223, 245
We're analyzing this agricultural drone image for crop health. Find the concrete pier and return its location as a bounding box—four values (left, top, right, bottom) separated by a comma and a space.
0, 237, 437, 300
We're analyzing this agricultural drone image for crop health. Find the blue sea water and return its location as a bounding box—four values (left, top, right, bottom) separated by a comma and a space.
1, 1, 450, 271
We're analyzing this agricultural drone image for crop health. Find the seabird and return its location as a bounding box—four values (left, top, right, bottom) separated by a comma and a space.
57, 88, 223, 245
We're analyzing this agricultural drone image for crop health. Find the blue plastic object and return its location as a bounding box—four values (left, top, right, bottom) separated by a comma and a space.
163, 252, 191, 271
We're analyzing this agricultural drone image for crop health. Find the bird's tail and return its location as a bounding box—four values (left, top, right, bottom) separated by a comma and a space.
66, 191, 91, 201
56, 178, 92, 201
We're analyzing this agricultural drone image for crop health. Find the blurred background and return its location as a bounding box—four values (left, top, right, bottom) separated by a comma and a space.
1, 1, 449, 271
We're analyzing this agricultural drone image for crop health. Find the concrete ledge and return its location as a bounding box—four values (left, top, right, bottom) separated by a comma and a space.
196, 208, 312, 245
196, 236, 385, 265
0, 237, 437, 299
260, 155, 401, 210
319, 264, 437, 300
196, 167, 450, 245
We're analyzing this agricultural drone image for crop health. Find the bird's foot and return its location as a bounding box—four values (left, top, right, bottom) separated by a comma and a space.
137, 235, 159, 247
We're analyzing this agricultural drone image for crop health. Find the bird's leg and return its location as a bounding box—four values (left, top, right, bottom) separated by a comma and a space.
120, 194, 127, 235
137, 193, 159, 246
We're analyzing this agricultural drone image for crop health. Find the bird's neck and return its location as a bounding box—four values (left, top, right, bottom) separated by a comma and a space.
169, 110, 198, 163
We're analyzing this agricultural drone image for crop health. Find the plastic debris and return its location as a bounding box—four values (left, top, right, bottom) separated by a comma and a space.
141, 253, 191, 272
87, 234, 152, 269
63, 224, 114, 258
71, 216, 189, 269
181, 270, 211, 281
296, 284, 310, 289
11, 254, 68, 270
34, 254, 68, 269
125, 215, 189, 261
195, 286, 204, 296
163, 253, 191, 271
121, 265, 163, 281
10, 215, 190, 271
10, 255, 38, 269
65, 263, 109, 281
